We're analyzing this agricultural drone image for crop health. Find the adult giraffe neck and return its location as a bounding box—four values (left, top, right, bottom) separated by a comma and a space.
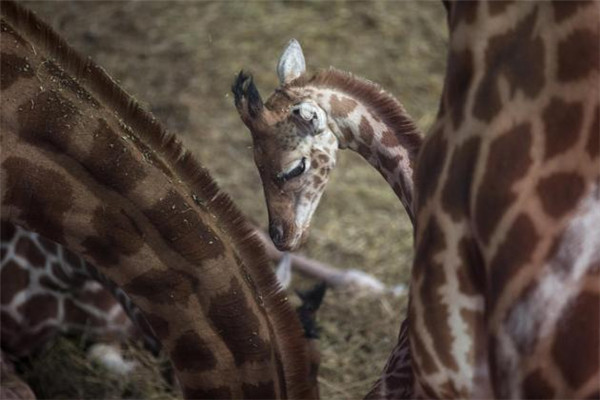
409, 2, 599, 397
287, 69, 424, 223
0, 1, 314, 398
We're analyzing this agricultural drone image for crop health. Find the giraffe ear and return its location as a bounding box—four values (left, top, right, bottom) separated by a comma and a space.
232, 70, 264, 126
277, 39, 306, 85
291, 102, 326, 135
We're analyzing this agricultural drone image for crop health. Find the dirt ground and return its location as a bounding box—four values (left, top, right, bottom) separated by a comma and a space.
18, 2, 447, 398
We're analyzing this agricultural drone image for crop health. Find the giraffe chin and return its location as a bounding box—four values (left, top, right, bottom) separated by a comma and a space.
275, 235, 301, 252
274, 227, 309, 252
273, 240, 296, 252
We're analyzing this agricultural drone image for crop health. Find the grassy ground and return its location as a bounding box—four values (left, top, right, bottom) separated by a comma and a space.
19, 337, 178, 400
19, 2, 447, 398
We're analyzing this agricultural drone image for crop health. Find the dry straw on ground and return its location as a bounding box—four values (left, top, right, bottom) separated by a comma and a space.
20, 2, 447, 398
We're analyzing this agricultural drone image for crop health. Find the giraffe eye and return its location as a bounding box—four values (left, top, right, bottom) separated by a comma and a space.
278, 158, 307, 182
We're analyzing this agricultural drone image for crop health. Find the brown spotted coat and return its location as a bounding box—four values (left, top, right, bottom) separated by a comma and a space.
234, 68, 423, 251
0, 2, 315, 398
409, 1, 599, 397
1, 221, 160, 357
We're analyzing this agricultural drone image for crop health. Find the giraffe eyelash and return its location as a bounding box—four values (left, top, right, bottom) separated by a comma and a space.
277, 158, 307, 183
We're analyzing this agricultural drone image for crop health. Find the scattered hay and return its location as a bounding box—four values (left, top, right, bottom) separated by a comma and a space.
18, 336, 178, 400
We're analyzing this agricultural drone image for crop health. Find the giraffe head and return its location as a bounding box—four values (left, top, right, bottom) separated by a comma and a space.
233, 39, 338, 251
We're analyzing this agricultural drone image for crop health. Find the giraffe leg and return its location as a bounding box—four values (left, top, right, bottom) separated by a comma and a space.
295, 282, 327, 398
257, 227, 390, 293
364, 318, 413, 399
409, 216, 488, 397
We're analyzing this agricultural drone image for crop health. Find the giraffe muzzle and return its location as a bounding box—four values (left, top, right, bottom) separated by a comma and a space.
269, 223, 284, 246
268, 220, 301, 251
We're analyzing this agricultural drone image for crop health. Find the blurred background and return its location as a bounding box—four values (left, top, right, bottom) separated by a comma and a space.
19, 1, 447, 398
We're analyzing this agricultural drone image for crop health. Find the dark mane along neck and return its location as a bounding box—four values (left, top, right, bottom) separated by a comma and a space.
289, 68, 424, 163
286, 68, 423, 224
1, 1, 312, 398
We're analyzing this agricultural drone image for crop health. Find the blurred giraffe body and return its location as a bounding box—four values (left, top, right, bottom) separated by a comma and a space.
0, 220, 347, 360
1, 222, 158, 359
1, 221, 331, 396
407, 2, 599, 397
1, 2, 317, 399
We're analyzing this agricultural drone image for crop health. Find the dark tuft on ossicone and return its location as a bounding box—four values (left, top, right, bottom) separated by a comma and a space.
232, 70, 263, 119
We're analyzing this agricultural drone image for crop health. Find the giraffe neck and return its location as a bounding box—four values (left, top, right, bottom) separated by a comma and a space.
0, 2, 313, 398
289, 70, 423, 223
407, 2, 599, 398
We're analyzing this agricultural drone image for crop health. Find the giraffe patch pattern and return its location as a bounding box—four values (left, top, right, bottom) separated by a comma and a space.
208, 277, 273, 367
551, 291, 600, 388
170, 330, 217, 372
489, 214, 539, 311
473, 7, 545, 122
0, 52, 33, 90
2, 157, 74, 243
557, 29, 600, 83
475, 123, 533, 245
441, 136, 481, 222
536, 172, 585, 219
82, 206, 144, 267
542, 98, 584, 160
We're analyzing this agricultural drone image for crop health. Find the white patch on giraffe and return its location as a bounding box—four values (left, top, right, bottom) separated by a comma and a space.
286, 129, 338, 245
107, 302, 124, 320
433, 217, 487, 391
7, 286, 29, 311
83, 280, 103, 293
510, 188, 599, 326
503, 186, 600, 396
88, 343, 138, 375
293, 191, 323, 242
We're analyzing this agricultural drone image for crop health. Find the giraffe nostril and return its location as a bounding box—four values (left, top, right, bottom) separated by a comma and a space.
269, 224, 284, 245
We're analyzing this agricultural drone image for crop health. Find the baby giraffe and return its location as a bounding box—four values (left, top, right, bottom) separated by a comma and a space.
233, 39, 423, 252
233, 39, 422, 398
